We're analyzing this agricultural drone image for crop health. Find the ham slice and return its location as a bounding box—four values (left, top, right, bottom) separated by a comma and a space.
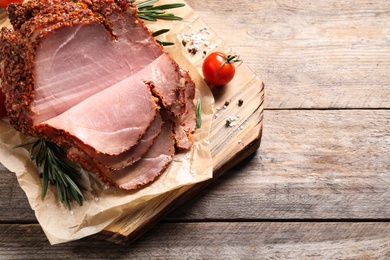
104, 121, 175, 190
74, 112, 163, 171
171, 70, 197, 149
39, 75, 159, 155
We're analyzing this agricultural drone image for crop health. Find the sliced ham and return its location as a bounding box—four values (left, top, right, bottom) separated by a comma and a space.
77, 112, 163, 171
103, 121, 175, 190
0, 0, 197, 190
171, 70, 197, 149
67, 119, 175, 190
38, 74, 159, 155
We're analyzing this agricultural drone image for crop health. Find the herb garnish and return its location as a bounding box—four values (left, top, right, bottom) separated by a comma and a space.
15, 138, 85, 209
196, 98, 202, 128
134, 0, 185, 22
135, 0, 185, 46
152, 28, 174, 46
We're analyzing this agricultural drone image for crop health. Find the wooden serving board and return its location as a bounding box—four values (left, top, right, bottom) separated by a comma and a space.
0, 0, 263, 245
92, 0, 265, 245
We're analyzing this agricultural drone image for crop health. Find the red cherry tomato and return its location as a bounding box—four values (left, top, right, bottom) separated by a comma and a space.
0, 0, 23, 9
202, 52, 240, 86
0, 88, 6, 119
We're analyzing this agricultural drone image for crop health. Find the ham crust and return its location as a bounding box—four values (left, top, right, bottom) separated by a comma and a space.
171, 69, 197, 150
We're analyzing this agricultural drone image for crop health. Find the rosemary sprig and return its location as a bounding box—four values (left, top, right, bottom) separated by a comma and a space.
155, 39, 174, 46
151, 28, 170, 37
15, 138, 85, 209
196, 98, 202, 128
152, 28, 174, 46
134, 0, 184, 21
133, 0, 158, 9
133, 0, 184, 45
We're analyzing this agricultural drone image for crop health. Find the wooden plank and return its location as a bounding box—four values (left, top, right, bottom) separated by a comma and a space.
0, 165, 35, 222
1, 109, 389, 222
1, 222, 390, 259
167, 109, 390, 220
185, 0, 390, 109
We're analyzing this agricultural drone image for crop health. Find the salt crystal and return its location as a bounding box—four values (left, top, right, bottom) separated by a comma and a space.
228, 115, 238, 121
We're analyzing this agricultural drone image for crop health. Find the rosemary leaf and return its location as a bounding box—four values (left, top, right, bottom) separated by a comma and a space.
65, 174, 85, 203
147, 3, 185, 10
136, 0, 184, 22
138, 14, 157, 21
135, 0, 159, 9
138, 10, 165, 15
13, 140, 36, 149
69, 186, 83, 207
196, 98, 202, 128
156, 39, 174, 46
150, 14, 183, 21
53, 165, 67, 186
137, 4, 154, 10
152, 28, 170, 37
57, 182, 64, 203
30, 141, 41, 161
42, 168, 49, 197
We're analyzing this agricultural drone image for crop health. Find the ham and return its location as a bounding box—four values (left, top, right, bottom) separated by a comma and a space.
101, 121, 175, 190
0, 0, 197, 190
39, 75, 159, 155
73, 112, 163, 171
171, 69, 197, 149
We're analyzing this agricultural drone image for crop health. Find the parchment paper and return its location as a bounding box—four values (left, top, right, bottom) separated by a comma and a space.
0, 1, 214, 244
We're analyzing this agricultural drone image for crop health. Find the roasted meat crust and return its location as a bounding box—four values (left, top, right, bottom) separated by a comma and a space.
1, 0, 107, 136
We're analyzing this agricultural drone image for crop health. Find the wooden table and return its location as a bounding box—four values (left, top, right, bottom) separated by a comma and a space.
1, 0, 389, 258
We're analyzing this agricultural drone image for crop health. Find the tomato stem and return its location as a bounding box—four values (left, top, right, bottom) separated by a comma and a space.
219, 54, 241, 70
226, 54, 241, 64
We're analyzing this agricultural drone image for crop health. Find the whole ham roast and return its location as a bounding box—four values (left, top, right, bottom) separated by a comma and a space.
0, 0, 197, 190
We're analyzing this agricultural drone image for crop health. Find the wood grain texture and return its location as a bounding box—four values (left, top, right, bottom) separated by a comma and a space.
1, 222, 390, 259
185, 0, 390, 109
0, 0, 389, 257
167, 109, 390, 220
0, 166, 34, 222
